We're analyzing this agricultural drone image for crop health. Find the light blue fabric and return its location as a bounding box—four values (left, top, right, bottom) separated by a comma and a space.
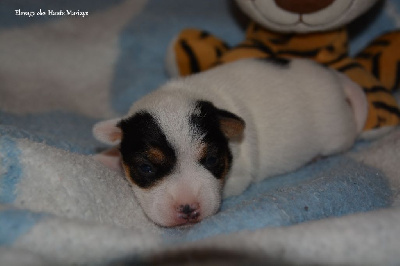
112, 0, 244, 113
0, 112, 100, 154
0, 137, 21, 203
0, 209, 45, 245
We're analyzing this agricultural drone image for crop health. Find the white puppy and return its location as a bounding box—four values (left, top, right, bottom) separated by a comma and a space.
93, 58, 367, 227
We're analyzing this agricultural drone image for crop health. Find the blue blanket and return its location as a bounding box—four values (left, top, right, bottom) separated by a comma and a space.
1, 0, 400, 265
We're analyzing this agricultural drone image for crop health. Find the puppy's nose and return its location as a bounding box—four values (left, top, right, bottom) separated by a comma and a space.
177, 203, 200, 221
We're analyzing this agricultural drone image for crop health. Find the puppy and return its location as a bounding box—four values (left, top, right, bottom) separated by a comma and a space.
93, 58, 367, 227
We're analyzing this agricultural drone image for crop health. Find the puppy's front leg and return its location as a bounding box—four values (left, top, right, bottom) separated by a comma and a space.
223, 164, 253, 198
93, 147, 123, 173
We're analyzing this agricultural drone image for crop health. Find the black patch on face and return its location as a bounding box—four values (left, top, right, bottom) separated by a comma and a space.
191, 101, 234, 179
118, 112, 176, 189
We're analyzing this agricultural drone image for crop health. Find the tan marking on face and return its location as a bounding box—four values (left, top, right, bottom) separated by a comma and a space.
122, 163, 134, 184
220, 154, 230, 181
197, 143, 208, 161
122, 162, 161, 189
146, 148, 166, 164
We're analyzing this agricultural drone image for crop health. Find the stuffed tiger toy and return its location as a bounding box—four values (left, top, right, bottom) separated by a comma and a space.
166, 0, 400, 133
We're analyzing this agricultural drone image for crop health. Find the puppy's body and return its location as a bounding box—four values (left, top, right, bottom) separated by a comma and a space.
93, 58, 367, 227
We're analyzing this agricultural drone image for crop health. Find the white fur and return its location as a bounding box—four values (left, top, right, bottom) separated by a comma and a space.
93, 59, 364, 226
235, 0, 378, 33
338, 72, 368, 134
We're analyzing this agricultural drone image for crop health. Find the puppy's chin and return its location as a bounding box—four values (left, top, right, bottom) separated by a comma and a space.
150, 206, 219, 228
131, 179, 223, 227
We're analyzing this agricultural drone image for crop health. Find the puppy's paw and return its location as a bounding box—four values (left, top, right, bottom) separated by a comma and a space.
222, 174, 252, 198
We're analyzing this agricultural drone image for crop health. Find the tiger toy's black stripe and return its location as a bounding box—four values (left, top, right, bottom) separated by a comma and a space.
371, 53, 382, 80
238, 39, 274, 55
269, 34, 295, 45
373, 102, 400, 116
180, 39, 201, 73
277, 49, 321, 58
363, 86, 393, 94
370, 39, 391, 47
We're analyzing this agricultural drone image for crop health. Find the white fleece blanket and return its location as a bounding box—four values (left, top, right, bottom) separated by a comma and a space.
1, 0, 400, 265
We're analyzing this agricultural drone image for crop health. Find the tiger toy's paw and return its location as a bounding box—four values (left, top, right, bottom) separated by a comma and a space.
165, 28, 230, 77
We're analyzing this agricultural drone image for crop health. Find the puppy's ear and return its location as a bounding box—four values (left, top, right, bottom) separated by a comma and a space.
93, 118, 122, 145
217, 109, 245, 141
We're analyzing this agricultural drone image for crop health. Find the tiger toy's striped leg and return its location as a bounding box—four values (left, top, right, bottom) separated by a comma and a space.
165, 28, 275, 77
166, 29, 230, 77
355, 30, 400, 92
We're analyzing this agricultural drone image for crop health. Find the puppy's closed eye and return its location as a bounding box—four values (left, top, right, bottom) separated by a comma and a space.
203, 154, 219, 169
124, 147, 174, 189
136, 148, 168, 177
200, 147, 220, 171
136, 159, 156, 176
199, 144, 230, 180
123, 158, 160, 189
138, 163, 155, 174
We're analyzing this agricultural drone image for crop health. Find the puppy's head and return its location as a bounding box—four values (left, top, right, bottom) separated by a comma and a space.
93, 100, 245, 227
